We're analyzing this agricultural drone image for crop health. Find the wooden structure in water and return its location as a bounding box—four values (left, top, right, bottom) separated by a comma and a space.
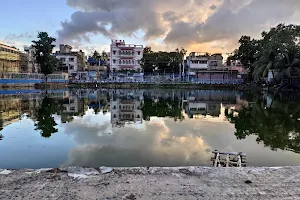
211, 150, 247, 167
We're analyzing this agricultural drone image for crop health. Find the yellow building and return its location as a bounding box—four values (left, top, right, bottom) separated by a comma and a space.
0, 43, 20, 73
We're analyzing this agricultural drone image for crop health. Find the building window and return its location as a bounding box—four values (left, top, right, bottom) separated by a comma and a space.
113, 59, 116, 64
119, 60, 121, 64
70, 107, 75, 111
123, 60, 125, 64
70, 99, 75, 104
69, 65, 74, 70
113, 51, 116, 55
60, 58, 66, 62
138, 51, 141, 55
69, 57, 74, 62
137, 60, 140, 64
113, 114, 117, 118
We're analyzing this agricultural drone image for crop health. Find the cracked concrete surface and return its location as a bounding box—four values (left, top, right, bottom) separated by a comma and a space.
1, 166, 300, 200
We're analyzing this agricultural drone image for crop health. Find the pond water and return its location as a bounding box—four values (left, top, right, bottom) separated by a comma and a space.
1, 89, 300, 169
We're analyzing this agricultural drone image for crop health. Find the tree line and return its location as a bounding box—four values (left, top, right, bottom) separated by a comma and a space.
141, 47, 187, 73
228, 24, 300, 83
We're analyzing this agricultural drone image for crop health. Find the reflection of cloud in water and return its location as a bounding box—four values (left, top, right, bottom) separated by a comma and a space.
63, 114, 211, 167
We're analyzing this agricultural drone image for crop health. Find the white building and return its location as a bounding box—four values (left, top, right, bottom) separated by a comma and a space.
187, 52, 223, 71
110, 90, 143, 127
110, 40, 144, 81
55, 45, 86, 76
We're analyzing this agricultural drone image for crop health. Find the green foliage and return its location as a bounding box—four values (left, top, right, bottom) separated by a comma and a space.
142, 97, 184, 121
34, 97, 63, 138
32, 32, 57, 76
141, 47, 186, 73
226, 96, 300, 152
231, 24, 300, 82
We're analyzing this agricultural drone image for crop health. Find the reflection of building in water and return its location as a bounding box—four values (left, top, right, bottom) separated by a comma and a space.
186, 102, 221, 118
110, 90, 143, 127
183, 90, 237, 118
61, 92, 87, 123
0, 96, 21, 128
87, 90, 110, 114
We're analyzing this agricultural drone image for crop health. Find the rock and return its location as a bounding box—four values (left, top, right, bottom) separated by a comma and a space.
245, 180, 252, 184
100, 166, 113, 174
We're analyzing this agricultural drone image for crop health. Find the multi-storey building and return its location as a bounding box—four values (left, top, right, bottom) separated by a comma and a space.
24, 46, 39, 73
0, 43, 20, 73
187, 52, 223, 70
110, 90, 143, 127
110, 40, 144, 81
55, 44, 86, 75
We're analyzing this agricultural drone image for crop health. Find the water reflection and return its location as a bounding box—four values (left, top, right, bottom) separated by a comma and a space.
1, 89, 300, 168
226, 93, 300, 153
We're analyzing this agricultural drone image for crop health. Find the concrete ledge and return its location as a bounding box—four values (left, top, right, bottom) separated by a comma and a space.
1, 166, 300, 199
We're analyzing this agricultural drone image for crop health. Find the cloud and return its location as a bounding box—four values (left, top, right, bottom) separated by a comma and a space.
5, 33, 34, 41
58, 0, 300, 53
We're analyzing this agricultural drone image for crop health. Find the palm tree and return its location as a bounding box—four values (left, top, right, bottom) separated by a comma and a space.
275, 47, 300, 82
252, 50, 277, 81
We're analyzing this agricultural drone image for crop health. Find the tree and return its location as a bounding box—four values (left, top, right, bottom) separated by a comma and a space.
32, 32, 57, 80
92, 51, 101, 60
34, 97, 63, 138
226, 96, 300, 152
232, 24, 300, 82
274, 47, 300, 82
142, 96, 184, 121
252, 50, 277, 81
141, 47, 187, 74
101, 51, 108, 61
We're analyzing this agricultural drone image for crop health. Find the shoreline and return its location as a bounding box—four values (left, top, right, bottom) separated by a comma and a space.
1, 166, 300, 199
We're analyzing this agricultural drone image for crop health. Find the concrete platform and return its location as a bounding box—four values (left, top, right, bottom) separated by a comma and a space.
1, 166, 300, 200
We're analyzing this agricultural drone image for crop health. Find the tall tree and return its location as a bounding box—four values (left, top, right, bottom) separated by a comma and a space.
92, 51, 101, 60
34, 97, 63, 138
32, 32, 57, 80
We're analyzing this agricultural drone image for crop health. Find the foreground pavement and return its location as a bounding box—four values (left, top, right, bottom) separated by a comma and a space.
1, 166, 300, 200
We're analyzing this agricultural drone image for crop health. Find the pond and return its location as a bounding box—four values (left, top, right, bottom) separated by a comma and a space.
1, 89, 300, 169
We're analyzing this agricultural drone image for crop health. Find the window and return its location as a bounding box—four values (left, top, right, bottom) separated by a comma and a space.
113, 114, 117, 118
69, 57, 74, 62
69, 65, 74, 70
113, 59, 116, 64
70, 107, 75, 111
123, 60, 125, 64
113, 51, 116, 55
137, 115, 140, 118
113, 106, 116, 109
60, 58, 66, 62
119, 60, 121, 64
70, 99, 75, 104
138, 51, 141, 55
137, 60, 140, 64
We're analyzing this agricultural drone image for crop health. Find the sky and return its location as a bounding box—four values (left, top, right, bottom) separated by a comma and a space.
1, 0, 300, 56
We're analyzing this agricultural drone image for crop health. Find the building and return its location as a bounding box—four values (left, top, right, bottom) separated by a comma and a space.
0, 43, 20, 73
187, 52, 223, 70
87, 57, 108, 81
186, 52, 242, 83
19, 52, 29, 73
110, 40, 144, 81
55, 44, 86, 76
110, 90, 143, 127
24, 46, 39, 73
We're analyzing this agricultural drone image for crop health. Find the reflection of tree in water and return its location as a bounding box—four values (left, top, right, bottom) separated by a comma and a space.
34, 97, 63, 138
226, 95, 300, 152
142, 97, 184, 121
